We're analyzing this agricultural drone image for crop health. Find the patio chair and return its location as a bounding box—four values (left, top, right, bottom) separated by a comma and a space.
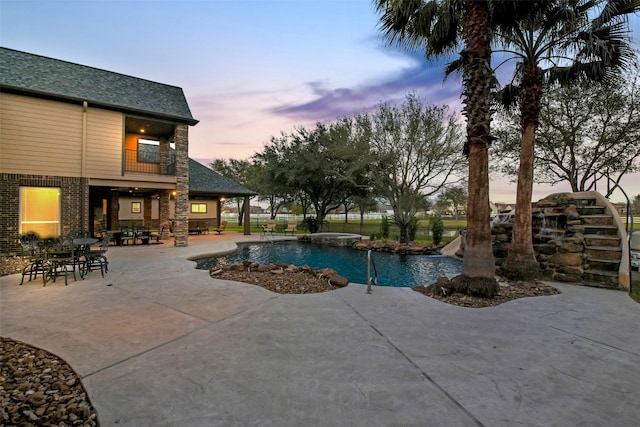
265, 219, 277, 233
81, 232, 112, 277
19, 232, 47, 285
44, 237, 79, 286
261, 219, 277, 240
150, 225, 166, 243
213, 220, 227, 235
284, 219, 298, 235
120, 228, 135, 245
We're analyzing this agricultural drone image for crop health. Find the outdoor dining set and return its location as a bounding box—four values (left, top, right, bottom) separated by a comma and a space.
19, 230, 112, 286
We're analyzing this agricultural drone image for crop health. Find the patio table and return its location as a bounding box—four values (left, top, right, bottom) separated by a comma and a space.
73, 237, 99, 251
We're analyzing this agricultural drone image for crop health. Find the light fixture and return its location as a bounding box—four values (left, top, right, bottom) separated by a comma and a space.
140, 128, 145, 133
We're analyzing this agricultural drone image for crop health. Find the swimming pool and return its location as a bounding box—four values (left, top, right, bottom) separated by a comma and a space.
195, 241, 462, 288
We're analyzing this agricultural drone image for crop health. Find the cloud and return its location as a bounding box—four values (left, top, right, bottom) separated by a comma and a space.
269, 46, 463, 122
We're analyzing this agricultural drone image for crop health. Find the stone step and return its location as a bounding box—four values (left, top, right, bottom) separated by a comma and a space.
577, 205, 605, 215
584, 234, 621, 247
586, 257, 621, 272
569, 196, 599, 205
582, 224, 619, 236
581, 215, 614, 226
583, 269, 620, 289
585, 245, 622, 261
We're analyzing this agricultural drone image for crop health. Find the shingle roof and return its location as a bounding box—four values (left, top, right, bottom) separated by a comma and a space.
0, 47, 197, 125
189, 159, 256, 197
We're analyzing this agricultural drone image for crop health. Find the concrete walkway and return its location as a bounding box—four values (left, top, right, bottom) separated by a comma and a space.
1, 233, 639, 426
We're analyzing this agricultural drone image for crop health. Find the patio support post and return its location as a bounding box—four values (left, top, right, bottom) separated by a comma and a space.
143, 195, 153, 228
244, 196, 250, 235
159, 191, 171, 239
173, 124, 189, 247
216, 199, 222, 227
109, 189, 119, 231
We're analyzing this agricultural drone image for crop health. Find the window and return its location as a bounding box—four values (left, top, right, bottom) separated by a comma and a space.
191, 203, 207, 213
20, 187, 60, 238
138, 138, 160, 163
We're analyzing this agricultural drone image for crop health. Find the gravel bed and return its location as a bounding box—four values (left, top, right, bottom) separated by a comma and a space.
0, 337, 99, 426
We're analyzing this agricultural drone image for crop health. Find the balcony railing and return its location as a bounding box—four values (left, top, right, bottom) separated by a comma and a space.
124, 149, 174, 175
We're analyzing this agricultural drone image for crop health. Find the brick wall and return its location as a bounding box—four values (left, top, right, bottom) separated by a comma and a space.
0, 174, 88, 255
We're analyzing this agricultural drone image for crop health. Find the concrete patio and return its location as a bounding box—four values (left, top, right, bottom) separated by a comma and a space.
1, 232, 639, 426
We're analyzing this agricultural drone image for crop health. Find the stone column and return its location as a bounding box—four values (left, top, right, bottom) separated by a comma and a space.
173, 124, 189, 247
159, 137, 170, 175
159, 191, 171, 239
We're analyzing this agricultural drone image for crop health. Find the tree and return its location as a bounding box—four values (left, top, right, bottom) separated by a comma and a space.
491, 0, 640, 281
251, 142, 295, 219
494, 73, 640, 197
354, 193, 379, 233
210, 158, 254, 225
375, 0, 508, 296
437, 186, 468, 220
367, 94, 465, 243
256, 119, 370, 226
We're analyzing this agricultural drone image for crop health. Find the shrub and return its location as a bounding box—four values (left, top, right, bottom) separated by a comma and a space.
300, 217, 320, 233
380, 216, 390, 239
430, 214, 444, 245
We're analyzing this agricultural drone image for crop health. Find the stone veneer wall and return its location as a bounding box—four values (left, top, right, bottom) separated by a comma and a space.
173, 124, 189, 247
492, 193, 624, 289
0, 174, 89, 255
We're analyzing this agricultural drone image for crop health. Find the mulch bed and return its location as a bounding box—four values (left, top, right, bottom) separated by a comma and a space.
413, 278, 561, 308
210, 262, 347, 294
211, 261, 561, 308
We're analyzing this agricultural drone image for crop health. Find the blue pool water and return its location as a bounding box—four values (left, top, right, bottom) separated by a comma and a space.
195, 242, 462, 287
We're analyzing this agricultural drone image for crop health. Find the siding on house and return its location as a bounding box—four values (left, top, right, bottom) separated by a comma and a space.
86, 107, 124, 179
0, 93, 83, 176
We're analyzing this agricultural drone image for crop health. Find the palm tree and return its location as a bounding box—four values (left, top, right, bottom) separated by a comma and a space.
374, 0, 544, 296
494, 0, 640, 281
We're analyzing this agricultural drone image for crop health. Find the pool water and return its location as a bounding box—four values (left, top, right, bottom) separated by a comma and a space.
195, 241, 462, 288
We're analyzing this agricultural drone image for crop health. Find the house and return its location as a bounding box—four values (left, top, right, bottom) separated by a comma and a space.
0, 47, 252, 254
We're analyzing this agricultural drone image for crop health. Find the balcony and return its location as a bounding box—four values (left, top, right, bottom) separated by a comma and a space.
125, 149, 175, 175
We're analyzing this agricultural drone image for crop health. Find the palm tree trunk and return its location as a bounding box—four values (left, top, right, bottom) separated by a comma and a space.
451, 0, 498, 297
502, 63, 542, 281
502, 123, 539, 280
463, 142, 495, 279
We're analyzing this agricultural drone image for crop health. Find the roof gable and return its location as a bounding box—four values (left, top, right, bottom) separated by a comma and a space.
0, 47, 197, 125
189, 159, 256, 197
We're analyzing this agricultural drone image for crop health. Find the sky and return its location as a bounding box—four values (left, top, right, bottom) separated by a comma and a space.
1, 0, 639, 204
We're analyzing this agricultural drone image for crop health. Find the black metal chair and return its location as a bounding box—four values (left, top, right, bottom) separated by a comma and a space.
44, 237, 78, 286
19, 232, 47, 285
120, 228, 135, 245
81, 232, 112, 277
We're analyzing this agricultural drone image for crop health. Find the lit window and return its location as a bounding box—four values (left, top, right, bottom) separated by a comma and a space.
20, 187, 60, 238
191, 203, 207, 213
